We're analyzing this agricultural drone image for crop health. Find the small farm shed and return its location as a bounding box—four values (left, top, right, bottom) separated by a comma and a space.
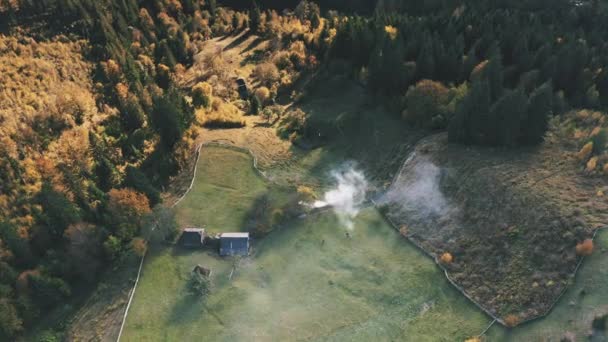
219, 232, 250, 256
236, 78, 249, 99
179, 228, 206, 248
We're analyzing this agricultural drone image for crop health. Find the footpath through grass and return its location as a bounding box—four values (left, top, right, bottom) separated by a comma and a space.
122, 146, 490, 341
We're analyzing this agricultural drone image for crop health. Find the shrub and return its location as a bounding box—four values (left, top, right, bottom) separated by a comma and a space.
577, 142, 594, 161
131, 238, 147, 257
277, 108, 307, 140
586, 157, 598, 172
576, 239, 594, 256
399, 225, 409, 237
253, 62, 280, 86
103, 235, 122, 260
188, 269, 211, 298
503, 314, 520, 328
439, 252, 453, 264
270, 208, 285, 227
198, 102, 245, 129
254, 87, 271, 104
191, 82, 212, 108
296, 186, 316, 203
403, 80, 450, 129
590, 129, 607, 154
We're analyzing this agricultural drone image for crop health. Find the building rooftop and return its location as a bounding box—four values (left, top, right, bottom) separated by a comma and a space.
184, 228, 205, 232
220, 232, 249, 238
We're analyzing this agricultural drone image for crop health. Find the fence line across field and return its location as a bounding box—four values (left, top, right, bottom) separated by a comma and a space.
116, 141, 267, 341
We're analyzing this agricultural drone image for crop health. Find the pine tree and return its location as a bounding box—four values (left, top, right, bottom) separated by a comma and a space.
448, 80, 491, 145
520, 82, 553, 145
490, 88, 527, 146
250, 1, 262, 33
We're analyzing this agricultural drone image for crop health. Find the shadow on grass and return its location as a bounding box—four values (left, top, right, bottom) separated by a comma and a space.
223, 31, 252, 51
167, 292, 206, 325
241, 37, 265, 54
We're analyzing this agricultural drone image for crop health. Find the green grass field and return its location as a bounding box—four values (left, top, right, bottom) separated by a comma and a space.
174, 146, 288, 234
122, 146, 490, 341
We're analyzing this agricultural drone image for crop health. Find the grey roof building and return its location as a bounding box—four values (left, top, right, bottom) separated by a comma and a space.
219, 232, 250, 256
179, 228, 206, 248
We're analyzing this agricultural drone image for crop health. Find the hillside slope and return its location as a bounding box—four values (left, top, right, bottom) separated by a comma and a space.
382, 116, 608, 325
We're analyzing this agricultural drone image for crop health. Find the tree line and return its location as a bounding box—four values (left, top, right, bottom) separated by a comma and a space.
328, 0, 607, 146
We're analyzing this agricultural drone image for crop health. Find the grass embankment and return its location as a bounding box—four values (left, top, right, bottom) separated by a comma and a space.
122, 146, 490, 341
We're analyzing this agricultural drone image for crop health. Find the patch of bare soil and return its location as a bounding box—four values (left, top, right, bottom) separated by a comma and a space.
382, 131, 608, 325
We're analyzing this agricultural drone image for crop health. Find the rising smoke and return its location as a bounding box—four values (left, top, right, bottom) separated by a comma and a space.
381, 154, 452, 219
314, 165, 368, 230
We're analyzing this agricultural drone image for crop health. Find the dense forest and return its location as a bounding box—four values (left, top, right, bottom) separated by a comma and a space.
0, 0, 607, 339
0, 0, 245, 338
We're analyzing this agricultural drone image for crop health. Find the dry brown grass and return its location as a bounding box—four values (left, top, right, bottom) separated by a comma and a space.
196, 100, 245, 129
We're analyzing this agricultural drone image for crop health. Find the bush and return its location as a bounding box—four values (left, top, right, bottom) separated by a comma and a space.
296, 186, 316, 203
191, 82, 212, 108
253, 62, 280, 86
503, 314, 520, 328
590, 129, 607, 154
254, 87, 271, 104
187, 271, 211, 298
439, 252, 453, 264
103, 235, 122, 260
403, 80, 450, 129
277, 108, 307, 140
576, 239, 594, 256
198, 102, 245, 129
577, 142, 594, 161
131, 238, 147, 257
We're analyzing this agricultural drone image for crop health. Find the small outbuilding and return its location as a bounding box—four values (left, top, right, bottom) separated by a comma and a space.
236, 78, 249, 100
179, 228, 206, 248
219, 232, 250, 256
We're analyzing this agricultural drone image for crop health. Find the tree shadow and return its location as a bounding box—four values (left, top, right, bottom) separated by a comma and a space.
167, 292, 206, 325
223, 31, 252, 51
240, 37, 265, 55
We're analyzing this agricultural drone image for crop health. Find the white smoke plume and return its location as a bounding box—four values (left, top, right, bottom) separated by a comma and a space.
381, 155, 452, 218
314, 165, 368, 230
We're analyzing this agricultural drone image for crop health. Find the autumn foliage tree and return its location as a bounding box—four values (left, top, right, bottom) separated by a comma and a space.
105, 188, 151, 241
575, 239, 594, 256
403, 80, 450, 129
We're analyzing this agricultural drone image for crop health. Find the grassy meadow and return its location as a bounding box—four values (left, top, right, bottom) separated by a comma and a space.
125, 144, 608, 342
174, 146, 288, 234
122, 146, 490, 341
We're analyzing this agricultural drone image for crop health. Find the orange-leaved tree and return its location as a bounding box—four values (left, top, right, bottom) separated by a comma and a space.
106, 188, 151, 241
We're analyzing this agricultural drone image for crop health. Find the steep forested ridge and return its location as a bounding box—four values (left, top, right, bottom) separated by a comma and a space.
0, 0, 248, 338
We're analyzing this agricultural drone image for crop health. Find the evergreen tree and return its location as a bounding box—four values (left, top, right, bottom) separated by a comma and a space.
36, 183, 81, 239
448, 80, 491, 145
520, 82, 553, 145
94, 157, 119, 192
250, 1, 262, 33
124, 166, 161, 206
490, 88, 528, 146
